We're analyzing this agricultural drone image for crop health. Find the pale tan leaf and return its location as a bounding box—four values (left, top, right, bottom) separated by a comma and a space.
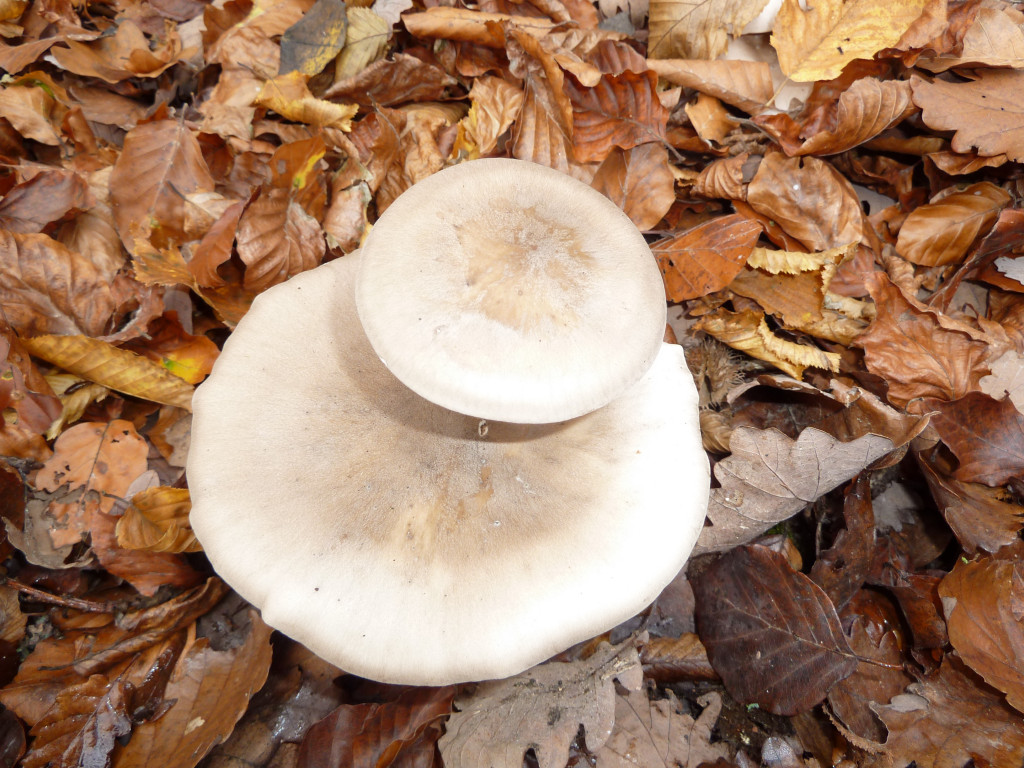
896, 182, 1011, 267
648, 0, 769, 59
117, 487, 201, 554
772, 0, 931, 82
440, 641, 642, 768
334, 6, 390, 81
453, 76, 524, 159
23, 335, 194, 410
647, 58, 772, 114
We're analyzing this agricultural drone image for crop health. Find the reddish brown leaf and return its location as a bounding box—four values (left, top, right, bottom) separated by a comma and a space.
324, 53, 459, 107
640, 634, 718, 683
564, 68, 669, 164
871, 658, 1024, 767
810, 474, 876, 612
298, 686, 454, 768
918, 449, 1023, 554
0, 328, 61, 434
939, 556, 1024, 715
236, 187, 326, 291
0, 170, 93, 234
870, 568, 947, 652
693, 545, 858, 715
923, 392, 1024, 486
856, 272, 991, 407
652, 214, 762, 301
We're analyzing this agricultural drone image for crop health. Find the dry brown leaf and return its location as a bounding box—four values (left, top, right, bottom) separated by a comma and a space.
0, 328, 61, 435
590, 144, 674, 230
917, 7, 1024, 72
693, 153, 748, 200
646, 58, 773, 115
896, 182, 1011, 267
684, 92, 735, 145
0, 169, 92, 234
109, 120, 215, 252
112, 605, 274, 767
694, 308, 840, 379
868, 658, 1024, 768
653, 214, 761, 301
923, 392, 1024, 487
758, 78, 915, 157
325, 52, 460, 107
595, 690, 730, 767
117, 486, 201, 554
695, 386, 927, 553
0, 73, 69, 145
453, 75, 525, 159
772, 0, 931, 82
440, 640, 643, 768
747, 153, 863, 251
648, 0, 768, 59
49, 20, 185, 82
912, 70, 1024, 163
23, 335, 194, 411
855, 272, 991, 407
0, 231, 116, 338
236, 188, 326, 291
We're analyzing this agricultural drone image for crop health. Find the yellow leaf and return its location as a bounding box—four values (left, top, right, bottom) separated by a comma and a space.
334, 6, 390, 82
695, 309, 840, 379
117, 487, 202, 553
255, 71, 358, 131
43, 374, 111, 439
772, 0, 930, 82
747, 243, 858, 275
23, 335, 194, 410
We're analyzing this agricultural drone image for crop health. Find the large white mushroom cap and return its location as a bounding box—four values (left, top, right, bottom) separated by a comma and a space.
356, 158, 668, 424
188, 253, 708, 685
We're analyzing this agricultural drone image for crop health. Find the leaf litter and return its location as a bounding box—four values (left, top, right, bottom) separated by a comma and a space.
1, 0, 1023, 763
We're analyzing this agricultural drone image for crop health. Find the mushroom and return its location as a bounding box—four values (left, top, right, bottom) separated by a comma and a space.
355, 158, 668, 423
188, 253, 709, 685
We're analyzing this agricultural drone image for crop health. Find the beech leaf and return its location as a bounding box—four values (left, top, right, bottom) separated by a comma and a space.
653, 214, 762, 301
693, 545, 858, 715
923, 392, 1024, 486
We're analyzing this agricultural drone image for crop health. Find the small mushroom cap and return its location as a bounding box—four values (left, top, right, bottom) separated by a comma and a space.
188, 253, 708, 686
356, 158, 667, 423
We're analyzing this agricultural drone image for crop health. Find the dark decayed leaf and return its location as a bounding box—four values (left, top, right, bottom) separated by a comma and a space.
809, 474, 876, 612
298, 686, 454, 768
693, 545, 858, 715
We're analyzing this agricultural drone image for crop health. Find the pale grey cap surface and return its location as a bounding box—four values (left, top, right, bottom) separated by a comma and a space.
188, 253, 708, 685
355, 158, 668, 423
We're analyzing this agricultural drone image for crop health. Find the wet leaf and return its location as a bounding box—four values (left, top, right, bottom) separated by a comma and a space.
693, 546, 858, 715
940, 557, 1024, 715
22, 335, 194, 410
440, 641, 642, 768
652, 214, 762, 301
297, 686, 454, 768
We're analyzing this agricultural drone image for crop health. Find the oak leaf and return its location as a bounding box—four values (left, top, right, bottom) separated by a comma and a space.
917, 7, 1024, 72
772, 0, 931, 82
693, 546, 858, 715
912, 70, 1024, 163
595, 690, 730, 767
896, 182, 1011, 267
440, 640, 642, 768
